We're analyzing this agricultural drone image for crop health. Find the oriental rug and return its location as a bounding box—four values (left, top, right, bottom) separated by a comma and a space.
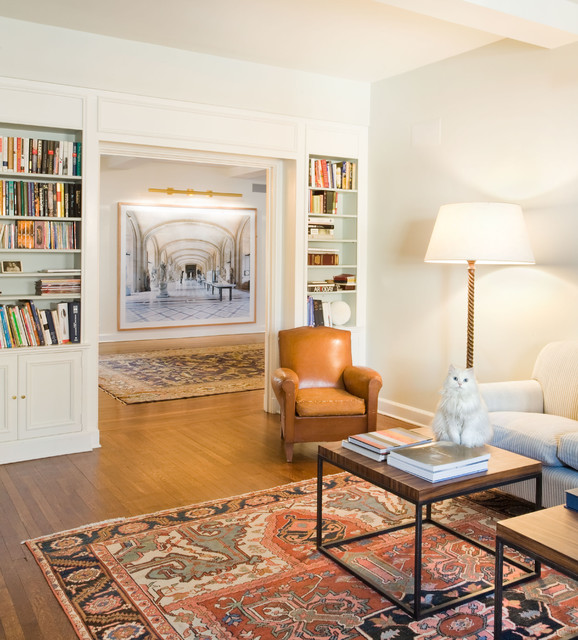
26, 474, 578, 640
98, 343, 264, 404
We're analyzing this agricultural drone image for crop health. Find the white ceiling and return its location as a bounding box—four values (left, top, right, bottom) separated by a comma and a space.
1, 0, 577, 82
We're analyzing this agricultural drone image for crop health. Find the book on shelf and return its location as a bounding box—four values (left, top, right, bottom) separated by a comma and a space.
348, 427, 433, 455
312, 298, 324, 326
387, 441, 491, 472
56, 302, 70, 344
342, 439, 387, 462
307, 281, 336, 293
39, 309, 56, 345
68, 300, 80, 343
387, 456, 489, 482
566, 488, 578, 511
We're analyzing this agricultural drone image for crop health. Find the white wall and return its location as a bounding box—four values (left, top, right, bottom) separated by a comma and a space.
0, 18, 370, 127
99, 157, 267, 342
368, 39, 578, 422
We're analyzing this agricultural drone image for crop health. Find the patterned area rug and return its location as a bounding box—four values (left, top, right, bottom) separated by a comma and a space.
26, 474, 578, 640
98, 343, 265, 404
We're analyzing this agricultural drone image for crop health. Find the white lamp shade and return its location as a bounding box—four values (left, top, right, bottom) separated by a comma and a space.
424, 202, 535, 264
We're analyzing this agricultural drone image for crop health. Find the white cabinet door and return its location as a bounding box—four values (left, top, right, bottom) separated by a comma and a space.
18, 350, 83, 440
0, 354, 18, 442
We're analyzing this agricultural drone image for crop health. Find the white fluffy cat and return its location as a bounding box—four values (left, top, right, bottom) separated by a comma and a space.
431, 365, 493, 447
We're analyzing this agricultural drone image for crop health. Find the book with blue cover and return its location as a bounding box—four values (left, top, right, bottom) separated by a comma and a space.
566, 488, 578, 511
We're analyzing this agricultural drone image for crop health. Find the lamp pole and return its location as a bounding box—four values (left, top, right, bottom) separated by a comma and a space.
466, 260, 476, 369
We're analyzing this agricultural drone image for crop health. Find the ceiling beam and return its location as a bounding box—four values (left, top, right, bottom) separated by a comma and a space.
376, 0, 578, 48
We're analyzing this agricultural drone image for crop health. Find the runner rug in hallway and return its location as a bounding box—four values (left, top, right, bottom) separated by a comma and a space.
98, 343, 264, 404
26, 474, 578, 640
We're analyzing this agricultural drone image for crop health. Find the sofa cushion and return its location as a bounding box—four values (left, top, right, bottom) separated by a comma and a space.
489, 411, 577, 466
296, 388, 365, 417
558, 432, 578, 471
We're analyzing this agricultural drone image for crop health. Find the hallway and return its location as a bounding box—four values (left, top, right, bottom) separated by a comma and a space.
125, 277, 251, 324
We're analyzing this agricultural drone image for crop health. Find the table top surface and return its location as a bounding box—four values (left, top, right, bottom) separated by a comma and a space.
319, 440, 542, 504
496, 504, 578, 576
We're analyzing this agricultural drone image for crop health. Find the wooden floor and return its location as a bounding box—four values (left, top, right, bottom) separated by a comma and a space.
0, 334, 405, 640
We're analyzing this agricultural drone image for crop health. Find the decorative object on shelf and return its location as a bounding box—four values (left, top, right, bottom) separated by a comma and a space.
431, 364, 493, 447
1, 259, 22, 272
118, 203, 256, 330
425, 202, 534, 368
330, 300, 351, 326
148, 187, 242, 198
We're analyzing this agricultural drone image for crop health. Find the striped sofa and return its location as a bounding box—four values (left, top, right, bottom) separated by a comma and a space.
480, 341, 578, 508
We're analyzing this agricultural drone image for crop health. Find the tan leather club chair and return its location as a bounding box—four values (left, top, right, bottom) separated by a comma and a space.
271, 326, 383, 462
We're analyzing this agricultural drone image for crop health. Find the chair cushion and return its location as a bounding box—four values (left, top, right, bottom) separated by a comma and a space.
295, 388, 365, 417
558, 432, 578, 471
489, 411, 578, 466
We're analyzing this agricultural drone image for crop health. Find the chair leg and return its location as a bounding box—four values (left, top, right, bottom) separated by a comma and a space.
284, 442, 294, 463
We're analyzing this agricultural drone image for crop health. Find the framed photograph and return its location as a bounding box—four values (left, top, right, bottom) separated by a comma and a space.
118, 203, 256, 330
1, 260, 22, 273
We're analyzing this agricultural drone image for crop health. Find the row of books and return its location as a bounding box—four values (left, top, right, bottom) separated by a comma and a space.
308, 248, 339, 265
0, 300, 80, 348
310, 190, 339, 214
307, 296, 332, 327
309, 159, 357, 191
0, 137, 82, 176
1, 180, 82, 218
0, 220, 79, 250
342, 428, 433, 461
36, 278, 81, 295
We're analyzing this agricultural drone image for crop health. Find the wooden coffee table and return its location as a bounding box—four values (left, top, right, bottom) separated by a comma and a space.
494, 505, 578, 638
316, 441, 542, 620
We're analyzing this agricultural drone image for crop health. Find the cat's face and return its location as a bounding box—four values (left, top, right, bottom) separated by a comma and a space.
446, 365, 476, 392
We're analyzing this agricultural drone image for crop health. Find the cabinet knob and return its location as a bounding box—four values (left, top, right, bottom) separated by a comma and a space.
20, 395, 26, 399
11, 395, 17, 400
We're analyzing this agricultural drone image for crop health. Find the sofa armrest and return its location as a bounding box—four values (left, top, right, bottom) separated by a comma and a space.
479, 380, 544, 413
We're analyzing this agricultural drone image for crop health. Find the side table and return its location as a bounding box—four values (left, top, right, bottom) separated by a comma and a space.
495, 504, 578, 638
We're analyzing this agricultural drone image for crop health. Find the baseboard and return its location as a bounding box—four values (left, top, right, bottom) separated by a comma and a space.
0, 433, 97, 465
378, 398, 433, 428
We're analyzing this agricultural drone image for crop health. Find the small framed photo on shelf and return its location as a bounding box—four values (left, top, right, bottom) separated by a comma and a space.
1, 260, 23, 273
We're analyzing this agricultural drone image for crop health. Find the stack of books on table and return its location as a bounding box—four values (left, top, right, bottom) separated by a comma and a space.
387, 441, 491, 482
342, 428, 433, 461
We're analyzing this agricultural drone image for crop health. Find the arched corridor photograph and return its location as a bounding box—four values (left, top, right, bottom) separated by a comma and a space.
118, 204, 256, 330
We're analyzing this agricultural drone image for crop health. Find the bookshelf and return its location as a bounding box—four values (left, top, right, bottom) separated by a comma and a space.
0, 122, 84, 461
307, 155, 358, 328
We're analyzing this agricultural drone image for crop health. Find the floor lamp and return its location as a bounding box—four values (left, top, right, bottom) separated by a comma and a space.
425, 202, 534, 369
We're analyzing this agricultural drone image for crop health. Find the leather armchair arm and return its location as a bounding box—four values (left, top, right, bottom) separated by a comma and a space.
343, 366, 382, 403
271, 367, 299, 406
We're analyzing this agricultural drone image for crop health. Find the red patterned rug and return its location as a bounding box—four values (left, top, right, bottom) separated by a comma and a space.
25, 474, 578, 639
